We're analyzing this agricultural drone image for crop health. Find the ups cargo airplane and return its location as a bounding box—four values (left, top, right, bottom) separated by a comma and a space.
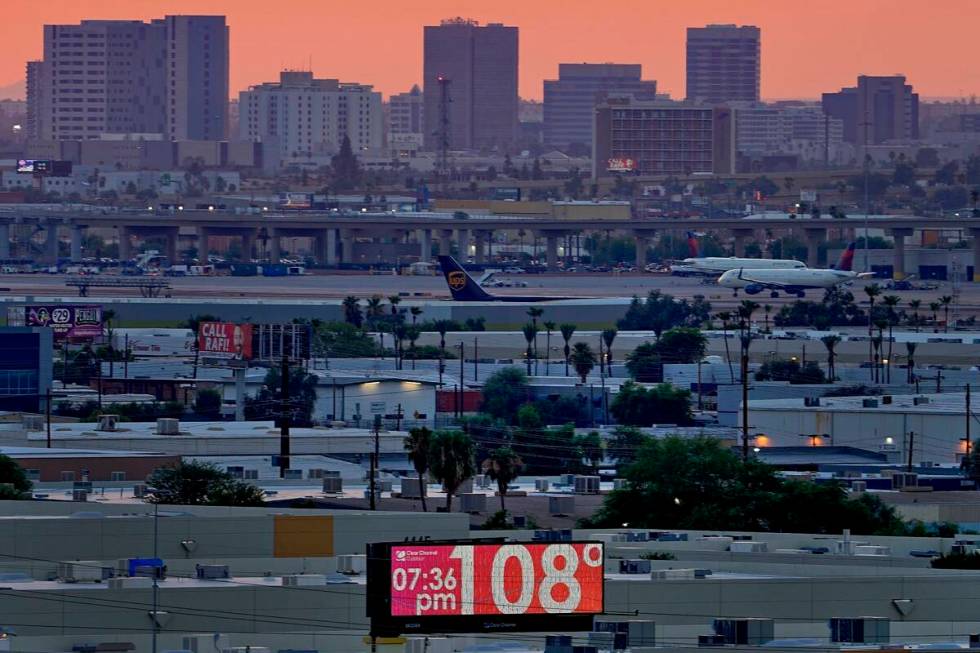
438, 255, 588, 302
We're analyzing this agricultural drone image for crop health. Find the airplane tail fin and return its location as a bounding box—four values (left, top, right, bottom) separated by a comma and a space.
438, 255, 495, 301
686, 231, 699, 258
835, 242, 857, 272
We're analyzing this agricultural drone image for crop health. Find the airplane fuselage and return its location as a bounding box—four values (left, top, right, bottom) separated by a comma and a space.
673, 257, 805, 276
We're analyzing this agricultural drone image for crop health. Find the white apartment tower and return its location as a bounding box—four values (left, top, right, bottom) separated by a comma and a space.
29, 16, 227, 142
239, 71, 383, 157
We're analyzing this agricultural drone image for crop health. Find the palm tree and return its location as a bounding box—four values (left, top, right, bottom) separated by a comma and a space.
763, 304, 773, 334
522, 323, 539, 375
388, 294, 402, 317
716, 311, 735, 383
882, 295, 901, 383
482, 446, 523, 513
905, 342, 917, 384
908, 299, 921, 332
929, 301, 941, 332
527, 307, 544, 369
940, 295, 953, 333
409, 306, 423, 326
821, 334, 841, 381
392, 323, 408, 370
102, 309, 118, 377
736, 301, 759, 375
543, 321, 556, 376
406, 326, 420, 370
864, 284, 881, 336
429, 430, 476, 512
342, 296, 362, 327
560, 323, 576, 376
569, 342, 597, 383
601, 328, 617, 375
366, 295, 384, 321
404, 427, 433, 512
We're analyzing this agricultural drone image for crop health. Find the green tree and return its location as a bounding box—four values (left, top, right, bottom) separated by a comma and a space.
542, 321, 556, 375
331, 135, 361, 190
821, 334, 841, 381
429, 430, 476, 511
939, 295, 953, 333
755, 359, 826, 384
405, 427, 433, 512
618, 290, 710, 335
569, 342, 596, 383
146, 461, 264, 506
0, 454, 32, 498
245, 366, 319, 426
481, 367, 530, 422
601, 328, 618, 374
607, 426, 649, 467
574, 431, 604, 472
194, 388, 222, 418
610, 382, 692, 427
522, 323, 539, 375
482, 446, 523, 512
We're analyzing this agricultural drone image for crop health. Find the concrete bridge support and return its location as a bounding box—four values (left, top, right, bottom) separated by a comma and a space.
438, 229, 453, 256
419, 228, 432, 263
456, 229, 470, 260
43, 224, 59, 264
242, 230, 256, 262
473, 231, 488, 264
324, 228, 337, 266
803, 228, 827, 269
268, 228, 282, 263
0, 222, 9, 259
634, 230, 655, 269
545, 233, 559, 272
731, 228, 754, 258
117, 225, 132, 262
70, 226, 84, 263
339, 230, 354, 265
890, 228, 914, 280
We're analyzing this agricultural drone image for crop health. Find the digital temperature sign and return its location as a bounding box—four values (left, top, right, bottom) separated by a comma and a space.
367, 540, 604, 635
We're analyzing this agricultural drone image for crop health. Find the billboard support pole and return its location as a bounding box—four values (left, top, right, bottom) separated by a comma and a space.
234, 367, 246, 422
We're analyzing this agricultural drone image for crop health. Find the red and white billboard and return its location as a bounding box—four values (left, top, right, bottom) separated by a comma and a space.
197, 322, 253, 360
389, 542, 604, 618
607, 157, 636, 172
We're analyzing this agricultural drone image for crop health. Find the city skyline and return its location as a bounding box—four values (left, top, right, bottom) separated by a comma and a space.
2, 0, 980, 103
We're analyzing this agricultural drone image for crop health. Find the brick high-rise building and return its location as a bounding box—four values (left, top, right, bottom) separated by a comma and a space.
822, 75, 919, 145
592, 96, 735, 178
686, 24, 760, 104
28, 15, 227, 142
543, 63, 657, 149
423, 18, 518, 151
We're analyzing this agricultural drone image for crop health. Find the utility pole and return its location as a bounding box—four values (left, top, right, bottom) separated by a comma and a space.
473, 337, 478, 382
742, 348, 750, 462
907, 430, 915, 472
46, 389, 52, 448
966, 384, 972, 459
279, 352, 290, 478
370, 414, 381, 510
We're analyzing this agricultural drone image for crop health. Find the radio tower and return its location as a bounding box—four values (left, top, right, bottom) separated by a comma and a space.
436, 76, 452, 189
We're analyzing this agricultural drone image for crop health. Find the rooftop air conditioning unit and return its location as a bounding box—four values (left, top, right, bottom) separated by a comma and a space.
613, 478, 629, 490
651, 568, 696, 580
730, 541, 768, 553
72, 489, 88, 502
862, 399, 879, 408
195, 564, 230, 579
281, 574, 326, 587
459, 493, 486, 513
852, 480, 867, 492
545, 635, 574, 653
336, 554, 366, 575
550, 495, 575, 516
913, 396, 930, 405
713, 618, 775, 645
400, 477, 426, 499
21, 415, 44, 431
474, 474, 490, 488
107, 576, 153, 589
57, 561, 113, 583
574, 475, 600, 494
588, 632, 616, 650
619, 559, 652, 574
322, 476, 342, 493
535, 479, 551, 492
308, 468, 326, 479
156, 418, 180, 435
98, 414, 119, 431
882, 395, 893, 404
243, 469, 258, 480
804, 396, 821, 407
592, 620, 656, 650
132, 484, 147, 498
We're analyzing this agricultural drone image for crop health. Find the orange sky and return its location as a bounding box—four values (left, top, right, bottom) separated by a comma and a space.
2, 0, 979, 101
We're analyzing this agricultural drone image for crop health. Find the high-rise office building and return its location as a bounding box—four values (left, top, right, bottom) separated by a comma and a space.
686, 24, 760, 104
821, 75, 919, 145
388, 85, 424, 154
423, 18, 518, 151
28, 15, 227, 142
543, 63, 657, 149
161, 15, 229, 141
592, 96, 735, 178
239, 71, 382, 157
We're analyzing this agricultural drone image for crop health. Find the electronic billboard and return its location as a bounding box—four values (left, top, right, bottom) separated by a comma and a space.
367, 540, 604, 635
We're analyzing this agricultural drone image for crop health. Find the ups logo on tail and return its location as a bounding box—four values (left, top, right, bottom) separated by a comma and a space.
447, 271, 467, 290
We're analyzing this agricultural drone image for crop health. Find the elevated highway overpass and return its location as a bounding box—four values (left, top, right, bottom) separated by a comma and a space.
1, 205, 977, 277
